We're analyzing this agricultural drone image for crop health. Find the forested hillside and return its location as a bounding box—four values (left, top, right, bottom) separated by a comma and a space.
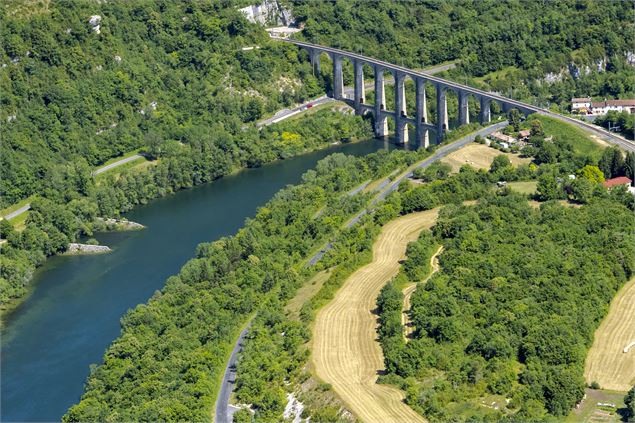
0, 1, 322, 205
293, 0, 635, 108
0, 0, 378, 307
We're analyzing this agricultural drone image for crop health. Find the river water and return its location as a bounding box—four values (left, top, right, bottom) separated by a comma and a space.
1, 139, 392, 422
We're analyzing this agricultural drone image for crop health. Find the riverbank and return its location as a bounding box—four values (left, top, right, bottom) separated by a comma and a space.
0, 113, 374, 315
2, 136, 392, 422
64, 243, 112, 255
95, 218, 145, 231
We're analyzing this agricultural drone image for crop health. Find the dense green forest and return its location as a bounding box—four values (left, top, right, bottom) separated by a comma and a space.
0, 0, 325, 206
2, 1, 634, 420
401, 195, 633, 421
370, 120, 634, 421
232, 132, 634, 421
293, 0, 635, 110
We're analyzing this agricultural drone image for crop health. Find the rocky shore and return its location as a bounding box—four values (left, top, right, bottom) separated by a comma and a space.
95, 217, 145, 231
65, 243, 111, 255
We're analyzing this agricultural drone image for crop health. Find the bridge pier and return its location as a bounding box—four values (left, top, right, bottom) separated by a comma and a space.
415, 79, 429, 148
310, 49, 321, 75
395, 72, 408, 144
436, 85, 447, 144
374, 66, 388, 137
332, 54, 344, 100
293, 42, 543, 147
459, 91, 469, 125
354, 60, 365, 114
479, 97, 491, 124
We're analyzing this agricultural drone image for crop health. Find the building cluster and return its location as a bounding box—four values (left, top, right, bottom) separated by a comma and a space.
486, 130, 536, 149
571, 97, 635, 115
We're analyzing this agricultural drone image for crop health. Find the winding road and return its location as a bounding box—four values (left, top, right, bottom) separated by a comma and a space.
1, 154, 145, 222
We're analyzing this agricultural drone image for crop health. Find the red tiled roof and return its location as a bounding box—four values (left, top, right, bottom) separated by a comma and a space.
603, 176, 632, 188
591, 99, 635, 108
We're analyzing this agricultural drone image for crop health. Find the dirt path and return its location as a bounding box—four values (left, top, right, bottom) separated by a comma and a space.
402, 246, 443, 341
585, 277, 635, 391
312, 210, 439, 423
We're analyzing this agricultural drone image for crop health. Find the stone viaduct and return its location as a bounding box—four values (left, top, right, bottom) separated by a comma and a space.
283, 39, 537, 146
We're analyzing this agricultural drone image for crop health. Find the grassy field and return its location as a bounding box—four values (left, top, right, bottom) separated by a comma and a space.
94, 156, 154, 183
1, 197, 32, 218
531, 114, 606, 160
507, 181, 538, 195
441, 143, 530, 172
566, 389, 627, 423
312, 210, 439, 423
585, 277, 635, 392
7, 210, 29, 231
286, 269, 332, 320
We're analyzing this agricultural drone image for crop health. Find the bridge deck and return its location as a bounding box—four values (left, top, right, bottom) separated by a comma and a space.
279, 38, 635, 153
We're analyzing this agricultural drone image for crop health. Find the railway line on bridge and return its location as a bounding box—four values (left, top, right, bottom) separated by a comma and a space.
278, 38, 635, 153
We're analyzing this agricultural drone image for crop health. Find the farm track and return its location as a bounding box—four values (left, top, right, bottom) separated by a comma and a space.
402, 246, 443, 341
312, 210, 439, 423
585, 277, 635, 392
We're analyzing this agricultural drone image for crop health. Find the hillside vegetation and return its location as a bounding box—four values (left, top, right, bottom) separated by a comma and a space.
293, 0, 635, 108
0, 1, 323, 206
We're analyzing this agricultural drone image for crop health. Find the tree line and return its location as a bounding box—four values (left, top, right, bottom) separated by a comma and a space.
293, 0, 635, 112
0, 110, 372, 306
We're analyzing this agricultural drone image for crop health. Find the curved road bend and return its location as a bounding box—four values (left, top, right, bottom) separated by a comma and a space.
1, 154, 145, 222
279, 39, 635, 154
338, 120, 510, 231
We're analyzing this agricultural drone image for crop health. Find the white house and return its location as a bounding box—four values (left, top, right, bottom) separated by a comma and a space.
571, 97, 592, 112
490, 131, 517, 145
590, 99, 635, 115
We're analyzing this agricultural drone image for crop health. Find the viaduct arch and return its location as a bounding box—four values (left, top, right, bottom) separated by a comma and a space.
299, 39, 536, 146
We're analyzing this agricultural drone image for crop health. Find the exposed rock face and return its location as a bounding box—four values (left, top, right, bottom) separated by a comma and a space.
88, 15, 101, 34
541, 58, 607, 85
66, 243, 111, 254
239, 0, 293, 26
96, 217, 145, 231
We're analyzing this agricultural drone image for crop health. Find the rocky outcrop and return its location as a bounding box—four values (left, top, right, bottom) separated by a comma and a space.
96, 217, 145, 231
239, 0, 294, 26
66, 243, 111, 254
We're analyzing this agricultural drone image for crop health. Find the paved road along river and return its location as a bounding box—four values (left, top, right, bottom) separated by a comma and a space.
0, 139, 393, 422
